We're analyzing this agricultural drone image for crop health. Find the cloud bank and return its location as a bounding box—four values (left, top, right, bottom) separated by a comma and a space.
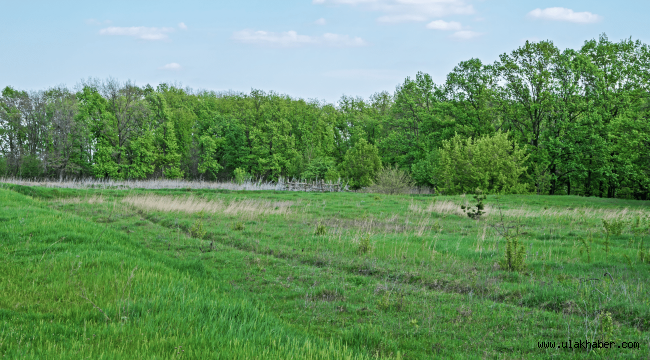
233, 29, 367, 47
159, 63, 182, 70
99, 26, 175, 40
426, 20, 462, 31
314, 0, 474, 23
528, 7, 602, 24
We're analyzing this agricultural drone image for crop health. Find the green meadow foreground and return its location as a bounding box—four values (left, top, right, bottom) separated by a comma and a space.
1, 184, 649, 359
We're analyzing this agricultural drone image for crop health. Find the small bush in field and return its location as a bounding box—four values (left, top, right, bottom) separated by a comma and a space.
314, 221, 327, 236
369, 165, 415, 195
499, 237, 526, 272
232, 222, 244, 231
358, 233, 372, 255
189, 211, 207, 239
461, 189, 486, 220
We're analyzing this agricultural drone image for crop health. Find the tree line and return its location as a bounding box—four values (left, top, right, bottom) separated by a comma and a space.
1, 34, 649, 198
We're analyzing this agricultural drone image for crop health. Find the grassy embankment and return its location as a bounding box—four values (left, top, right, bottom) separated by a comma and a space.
1, 183, 649, 358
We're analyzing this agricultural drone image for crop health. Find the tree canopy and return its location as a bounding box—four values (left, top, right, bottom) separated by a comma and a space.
1, 34, 649, 199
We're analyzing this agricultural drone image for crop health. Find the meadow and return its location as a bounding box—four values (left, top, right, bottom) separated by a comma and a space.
1, 182, 649, 359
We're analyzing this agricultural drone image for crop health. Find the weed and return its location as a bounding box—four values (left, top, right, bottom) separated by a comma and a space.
189, 211, 207, 239
377, 291, 391, 311
603, 218, 625, 236
314, 221, 327, 236
579, 237, 592, 263
598, 311, 615, 342
358, 233, 372, 255
232, 222, 245, 231
639, 238, 649, 264
499, 237, 526, 272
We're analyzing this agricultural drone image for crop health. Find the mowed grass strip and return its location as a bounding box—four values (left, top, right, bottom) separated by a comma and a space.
0, 188, 374, 359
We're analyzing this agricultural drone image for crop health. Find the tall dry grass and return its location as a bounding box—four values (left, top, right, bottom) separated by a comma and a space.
121, 194, 295, 217
1, 177, 284, 191
409, 200, 649, 221
1, 177, 348, 192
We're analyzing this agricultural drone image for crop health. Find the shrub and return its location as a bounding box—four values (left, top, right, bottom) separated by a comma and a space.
460, 189, 486, 220
233, 168, 249, 185
438, 131, 528, 195
358, 233, 372, 255
232, 222, 244, 231
20, 155, 43, 179
301, 157, 339, 182
339, 139, 382, 190
499, 237, 526, 272
368, 165, 415, 195
314, 221, 327, 236
0, 156, 6, 177
189, 211, 207, 239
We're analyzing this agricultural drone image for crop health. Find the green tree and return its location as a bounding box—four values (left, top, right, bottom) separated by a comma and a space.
340, 138, 382, 189
438, 131, 528, 194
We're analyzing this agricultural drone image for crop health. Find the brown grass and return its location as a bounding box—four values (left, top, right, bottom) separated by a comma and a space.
409, 200, 649, 221
120, 194, 295, 217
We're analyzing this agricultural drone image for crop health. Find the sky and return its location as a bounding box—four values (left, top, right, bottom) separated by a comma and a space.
1, 0, 648, 103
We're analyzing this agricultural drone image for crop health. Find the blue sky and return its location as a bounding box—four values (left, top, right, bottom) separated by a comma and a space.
1, 0, 648, 102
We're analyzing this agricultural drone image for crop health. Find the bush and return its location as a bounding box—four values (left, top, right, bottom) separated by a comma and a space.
461, 189, 486, 220
358, 233, 372, 255
339, 139, 382, 190
20, 155, 43, 179
499, 237, 526, 272
301, 157, 339, 182
0, 157, 6, 177
368, 165, 415, 195
233, 168, 249, 185
438, 131, 528, 195
314, 221, 327, 236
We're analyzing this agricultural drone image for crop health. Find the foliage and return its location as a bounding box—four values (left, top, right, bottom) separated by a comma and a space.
340, 139, 382, 189
358, 233, 372, 254
460, 189, 486, 220
499, 237, 526, 272
579, 237, 592, 263
0, 156, 6, 176
301, 157, 338, 182
1, 35, 650, 200
189, 211, 207, 239
438, 131, 528, 194
369, 164, 415, 195
233, 167, 249, 185
314, 221, 327, 236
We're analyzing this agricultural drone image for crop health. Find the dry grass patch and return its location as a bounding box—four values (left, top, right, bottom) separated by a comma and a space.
409, 200, 649, 221
120, 194, 295, 217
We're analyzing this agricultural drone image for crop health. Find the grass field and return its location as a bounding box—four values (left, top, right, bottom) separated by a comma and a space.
1, 183, 649, 359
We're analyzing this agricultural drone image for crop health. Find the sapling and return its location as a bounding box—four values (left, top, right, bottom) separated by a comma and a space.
461, 189, 486, 220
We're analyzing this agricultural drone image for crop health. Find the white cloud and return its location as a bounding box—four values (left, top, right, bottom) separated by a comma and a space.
233, 29, 366, 47
527, 7, 602, 24
178, 22, 187, 30
314, 0, 474, 23
377, 14, 427, 23
450, 30, 481, 40
426, 20, 462, 30
99, 26, 175, 40
315, 18, 327, 25
159, 63, 182, 70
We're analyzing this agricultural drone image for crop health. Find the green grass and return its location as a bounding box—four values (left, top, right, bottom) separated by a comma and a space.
1, 183, 649, 358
